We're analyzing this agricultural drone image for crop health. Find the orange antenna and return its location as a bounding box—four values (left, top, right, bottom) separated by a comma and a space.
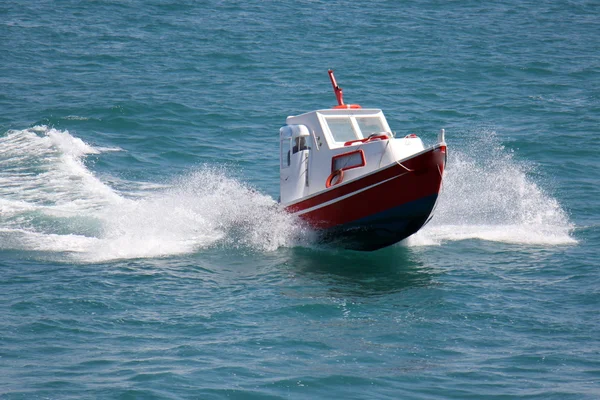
327, 70, 361, 110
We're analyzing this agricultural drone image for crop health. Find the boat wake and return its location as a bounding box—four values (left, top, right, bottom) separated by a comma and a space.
0, 126, 575, 262
0, 126, 306, 262
408, 130, 577, 246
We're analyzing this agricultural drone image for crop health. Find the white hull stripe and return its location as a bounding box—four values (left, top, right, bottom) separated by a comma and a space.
294, 172, 409, 216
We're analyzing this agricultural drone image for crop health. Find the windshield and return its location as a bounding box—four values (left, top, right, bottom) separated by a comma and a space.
356, 117, 386, 137
324, 115, 387, 143
326, 117, 357, 142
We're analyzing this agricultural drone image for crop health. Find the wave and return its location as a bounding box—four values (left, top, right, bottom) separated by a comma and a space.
0, 126, 575, 262
0, 126, 306, 262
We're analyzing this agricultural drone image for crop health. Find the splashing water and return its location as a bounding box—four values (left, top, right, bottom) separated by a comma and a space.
0, 126, 306, 262
0, 127, 575, 261
0, 126, 121, 211
409, 130, 577, 246
89, 171, 307, 261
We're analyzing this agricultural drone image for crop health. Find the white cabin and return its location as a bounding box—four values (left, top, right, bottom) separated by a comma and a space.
279, 108, 428, 205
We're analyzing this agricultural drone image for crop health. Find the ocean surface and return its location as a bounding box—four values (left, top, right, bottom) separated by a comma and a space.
1, 0, 599, 398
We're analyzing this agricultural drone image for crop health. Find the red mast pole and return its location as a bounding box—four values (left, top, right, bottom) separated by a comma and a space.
328, 69, 344, 107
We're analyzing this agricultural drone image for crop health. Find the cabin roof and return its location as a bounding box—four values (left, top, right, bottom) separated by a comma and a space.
287, 108, 384, 120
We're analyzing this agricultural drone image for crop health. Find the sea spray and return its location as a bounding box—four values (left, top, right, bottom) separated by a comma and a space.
0, 127, 309, 262
409, 130, 576, 246
0, 126, 121, 211
0, 126, 575, 260
88, 169, 308, 261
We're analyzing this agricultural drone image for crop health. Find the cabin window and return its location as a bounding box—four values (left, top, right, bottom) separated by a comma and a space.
325, 117, 358, 142
293, 136, 309, 154
356, 117, 386, 137
281, 139, 291, 168
331, 150, 366, 172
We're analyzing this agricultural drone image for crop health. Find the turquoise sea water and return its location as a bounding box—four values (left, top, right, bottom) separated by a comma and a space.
1, 0, 599, 398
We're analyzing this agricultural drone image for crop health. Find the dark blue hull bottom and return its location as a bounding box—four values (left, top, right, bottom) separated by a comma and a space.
317, 194, 439, 251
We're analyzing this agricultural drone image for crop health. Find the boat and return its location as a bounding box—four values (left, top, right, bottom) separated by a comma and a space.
279, 70, 447, 251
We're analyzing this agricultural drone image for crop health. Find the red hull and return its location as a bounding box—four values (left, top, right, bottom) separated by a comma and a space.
286, 145, 446, 250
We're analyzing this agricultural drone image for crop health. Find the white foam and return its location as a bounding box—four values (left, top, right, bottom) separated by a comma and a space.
408, 130, 576, 246
0, 126, 575, 262
80, 171, 305, 262
95, 147, 124, 152
0, 127, 305, 262
0, 126, 121, 211
0, 228, 98, 254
